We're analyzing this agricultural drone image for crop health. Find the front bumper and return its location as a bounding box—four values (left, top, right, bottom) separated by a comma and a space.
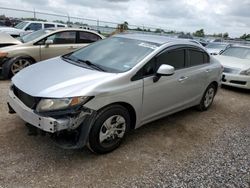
7, 89, 92, 133
222, 73, 250, 89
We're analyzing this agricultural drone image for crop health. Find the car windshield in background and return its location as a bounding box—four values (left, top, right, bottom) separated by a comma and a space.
68, 37, 159, 73
206, 43, 227, 49
14, 21, 28, 29
221, 47, 250, 60
21, 29, 53, 43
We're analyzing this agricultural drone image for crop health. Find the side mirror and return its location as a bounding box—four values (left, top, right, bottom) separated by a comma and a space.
153, 64, 175, 82
45, 39, 53, 47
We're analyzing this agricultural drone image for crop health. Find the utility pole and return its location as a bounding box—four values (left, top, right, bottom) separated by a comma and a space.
33, 8, 36, 19
97, 19, 99, 32
67, 13, 70, 26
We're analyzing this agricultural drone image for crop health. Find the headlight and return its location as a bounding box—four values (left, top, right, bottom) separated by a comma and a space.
240, 69, 250, 76
0, 52, 8, 58
36, 96, 93, 112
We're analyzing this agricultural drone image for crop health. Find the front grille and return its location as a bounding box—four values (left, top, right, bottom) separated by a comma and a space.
223, 67, 240, 74
13, 85, 39, 109
230, 80, 247, 85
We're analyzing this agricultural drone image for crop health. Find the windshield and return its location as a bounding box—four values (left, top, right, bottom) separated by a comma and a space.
21, 29, 53, 43
221, 47, 250, 60
14, 21, 28, 29
68, 37, 159, 73
206, 43, 228, 49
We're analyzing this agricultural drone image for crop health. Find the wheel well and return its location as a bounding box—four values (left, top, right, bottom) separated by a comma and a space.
210, 81, 218, 93
18, 55, 36, 63
98, 102, 137, 130
2, 55, 36, 79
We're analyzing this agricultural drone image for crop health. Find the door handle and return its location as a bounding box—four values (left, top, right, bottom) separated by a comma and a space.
205, 69, 212, 73
178, 76, 188, 82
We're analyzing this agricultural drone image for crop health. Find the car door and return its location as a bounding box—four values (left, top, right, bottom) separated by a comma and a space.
141, 47, 206, 124
184, 48, 211, 101
39, 31, 78, 60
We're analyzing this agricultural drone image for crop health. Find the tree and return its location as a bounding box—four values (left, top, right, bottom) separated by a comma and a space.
155, 28, 164, 33
223, 32, 229, 38
135, 27, 143, 31
240, 33, 250, 40
123, 21, 129, 30
193, 29, 205, 37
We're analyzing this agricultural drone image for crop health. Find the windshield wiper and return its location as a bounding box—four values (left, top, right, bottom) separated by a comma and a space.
62, 55, 106, 72
61, 55, 74, 62
75, 59, 106, 72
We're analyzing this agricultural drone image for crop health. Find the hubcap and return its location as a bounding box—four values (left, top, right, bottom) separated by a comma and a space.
99, 115, 126, 146
11, 59, 31, 75
204, 88, 214, 108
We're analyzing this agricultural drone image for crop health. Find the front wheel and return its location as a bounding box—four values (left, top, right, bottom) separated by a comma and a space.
10, 58, 32, 76
197, 84, 216, 111
3, 57, 34, 79
88, 105, 130, 154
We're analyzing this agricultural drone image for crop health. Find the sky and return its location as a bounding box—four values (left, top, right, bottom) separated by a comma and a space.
0, 0, 250, 37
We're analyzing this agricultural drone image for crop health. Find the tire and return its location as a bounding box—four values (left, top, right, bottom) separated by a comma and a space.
88, 105, 130, 154
3, 57, 34, 79
197, 83, 216, 111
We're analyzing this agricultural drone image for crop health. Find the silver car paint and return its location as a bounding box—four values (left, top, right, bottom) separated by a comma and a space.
11, 34, 222, 130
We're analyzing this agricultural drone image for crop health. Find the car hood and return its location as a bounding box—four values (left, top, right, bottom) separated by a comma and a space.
12, 57, 116, 98
0, 27, 24, 35
0, 32, 22, 45
214, 55, 250, 70
206, 48, 222, 54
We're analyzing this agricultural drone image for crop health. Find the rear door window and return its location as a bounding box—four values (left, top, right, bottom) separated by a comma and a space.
44, 24, 55, 28
77, 32, 101, 43
188, 49, 209, 67
57, 25, 65, 27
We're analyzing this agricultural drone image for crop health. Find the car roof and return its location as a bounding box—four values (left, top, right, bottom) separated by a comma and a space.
207, 42, 230, 45
114, 33, 203, 47
49, 28, 104, 37
30, 28, 104, 43
21, 20, 67, 25
231, 44, 250, 49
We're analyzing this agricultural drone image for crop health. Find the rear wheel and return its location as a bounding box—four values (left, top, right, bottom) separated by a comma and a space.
88, 105, 130, 154
197, 84, 216, 111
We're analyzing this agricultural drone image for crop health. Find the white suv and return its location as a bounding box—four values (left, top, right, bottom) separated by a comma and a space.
0, 21, 67, 37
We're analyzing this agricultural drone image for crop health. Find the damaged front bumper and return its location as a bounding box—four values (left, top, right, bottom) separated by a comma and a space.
7, 89, 95, 133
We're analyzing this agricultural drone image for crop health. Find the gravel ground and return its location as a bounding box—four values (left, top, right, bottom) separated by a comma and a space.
0, 80, 249, 187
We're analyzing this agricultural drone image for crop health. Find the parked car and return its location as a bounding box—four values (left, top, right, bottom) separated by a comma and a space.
0, 32, 22, 48
7, 34, 222, 154
206, 42, 231, 55
215, 45, 250, 89
0, 28, 104, 78
193, 37, 209, 46
0, 21, 67, 37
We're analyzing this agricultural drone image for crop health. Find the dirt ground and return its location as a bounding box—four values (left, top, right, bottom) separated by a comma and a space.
0, 80, 249, 187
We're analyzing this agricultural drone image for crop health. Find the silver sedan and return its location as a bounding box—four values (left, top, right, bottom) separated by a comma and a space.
7, 34, 223, 154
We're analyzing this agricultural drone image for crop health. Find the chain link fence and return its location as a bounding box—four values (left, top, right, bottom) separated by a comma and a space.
0, 6, 179, 37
